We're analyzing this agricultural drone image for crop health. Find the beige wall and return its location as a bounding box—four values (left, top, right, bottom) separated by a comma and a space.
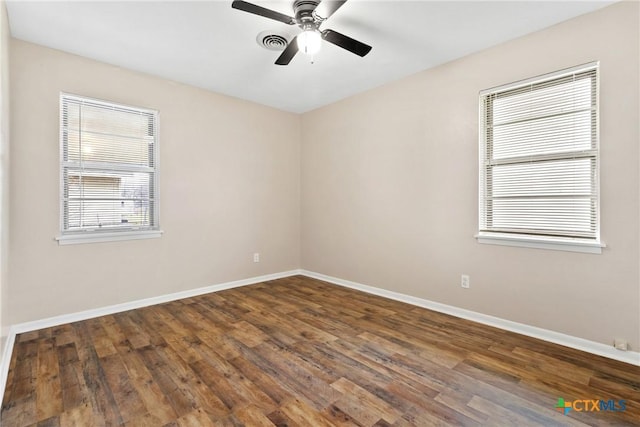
301, 1, 640, 350
9, 40, 301, 323
0, 0, 9, 354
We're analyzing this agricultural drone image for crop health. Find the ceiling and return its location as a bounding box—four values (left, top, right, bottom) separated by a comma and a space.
6, 0, 614, 113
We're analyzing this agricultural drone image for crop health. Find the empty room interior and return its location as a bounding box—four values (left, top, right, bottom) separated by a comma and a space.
0, 0, 639, 425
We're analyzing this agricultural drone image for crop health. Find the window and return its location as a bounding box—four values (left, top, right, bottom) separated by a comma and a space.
57, 94, 161, 245
477, 63, 603, 253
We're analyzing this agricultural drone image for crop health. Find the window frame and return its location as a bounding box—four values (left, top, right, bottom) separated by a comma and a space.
56, 93, 162, 245
476, 62, 605, 254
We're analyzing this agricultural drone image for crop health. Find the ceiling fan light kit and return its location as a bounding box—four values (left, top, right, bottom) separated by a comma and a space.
231, 0, 372, 65
297, 28, 322, 55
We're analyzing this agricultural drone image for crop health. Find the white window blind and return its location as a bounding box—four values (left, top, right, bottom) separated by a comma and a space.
479, 63, 600, 245
60, 94, 159, 238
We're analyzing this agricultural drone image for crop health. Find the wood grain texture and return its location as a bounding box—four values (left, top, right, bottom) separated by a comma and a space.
2, 275, 639, 426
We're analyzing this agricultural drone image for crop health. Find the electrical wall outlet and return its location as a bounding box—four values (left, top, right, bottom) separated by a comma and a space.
614, 338, 628, 351
461, 274, 470, 289
253, 253, 260, 263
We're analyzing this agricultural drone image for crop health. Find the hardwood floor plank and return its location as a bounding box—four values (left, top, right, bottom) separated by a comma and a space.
189, 301, 235, 334
58, 402, 99, 427
110, 315, 151, 351
228, 320, 270, 348
297, 339, 394, 388
294, 340, 417, 414
330, 377, 402, 424
190, 342, 277, 412
227, 355, 294, 406
468, 395, 574, 427
136, 344, 196, 418
511, 347, 595, 385
3, 340, 37, 405
158, 347, 231, 418
98, 353, 147, 423
119, 350, 178, 424
394, 404, 480, 427
164, 334, 203, 366
3, 276, 639, 426
72, 322, 123, 425
37, 415, 61, 427
278, 398, 336, 427
233, 404, 278, 427
174, 408, 216, 427
288, 307, 363, 341
1, 396, 37, 426
319, 403, 363, 426
266, 407, 298, 426
431, 389, 490, 424
85, 319, 117, 359
122, 412, 165, 427
52, 324, 77, 348
18, 331, 39, 343
242, 286, 305, 315
35, 339, 63, 422
57, 344, 85, 413
189, 357, 269, 413
250, 340, 342, 411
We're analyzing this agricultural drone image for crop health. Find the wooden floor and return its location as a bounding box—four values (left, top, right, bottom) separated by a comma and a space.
2, 276, 639, 426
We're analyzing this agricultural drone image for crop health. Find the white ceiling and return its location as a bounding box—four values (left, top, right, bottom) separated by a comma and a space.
7, 0, 614, 113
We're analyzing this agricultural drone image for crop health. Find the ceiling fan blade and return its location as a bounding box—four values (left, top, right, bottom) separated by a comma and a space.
314, 0, 347, 20
275, 36, 299, 65
231, 0, 295, 25
322, 29, 372, 57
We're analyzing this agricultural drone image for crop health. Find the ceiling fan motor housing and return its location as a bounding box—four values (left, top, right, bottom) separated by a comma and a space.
294, 0, 320, 24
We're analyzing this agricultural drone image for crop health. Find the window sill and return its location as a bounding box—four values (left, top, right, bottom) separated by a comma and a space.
475, 232, 605, 254
56, 229, 163, 245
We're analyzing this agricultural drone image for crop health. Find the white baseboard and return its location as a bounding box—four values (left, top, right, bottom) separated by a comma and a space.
0, 331, 15, 403
0, 269, 302, 405
301, 270, 640, 367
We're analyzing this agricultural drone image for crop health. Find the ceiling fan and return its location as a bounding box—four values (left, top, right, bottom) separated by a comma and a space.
231, 0, 372, 65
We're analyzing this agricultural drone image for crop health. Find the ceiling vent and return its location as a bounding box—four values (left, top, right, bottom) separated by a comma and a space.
256, 31, 290, 51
